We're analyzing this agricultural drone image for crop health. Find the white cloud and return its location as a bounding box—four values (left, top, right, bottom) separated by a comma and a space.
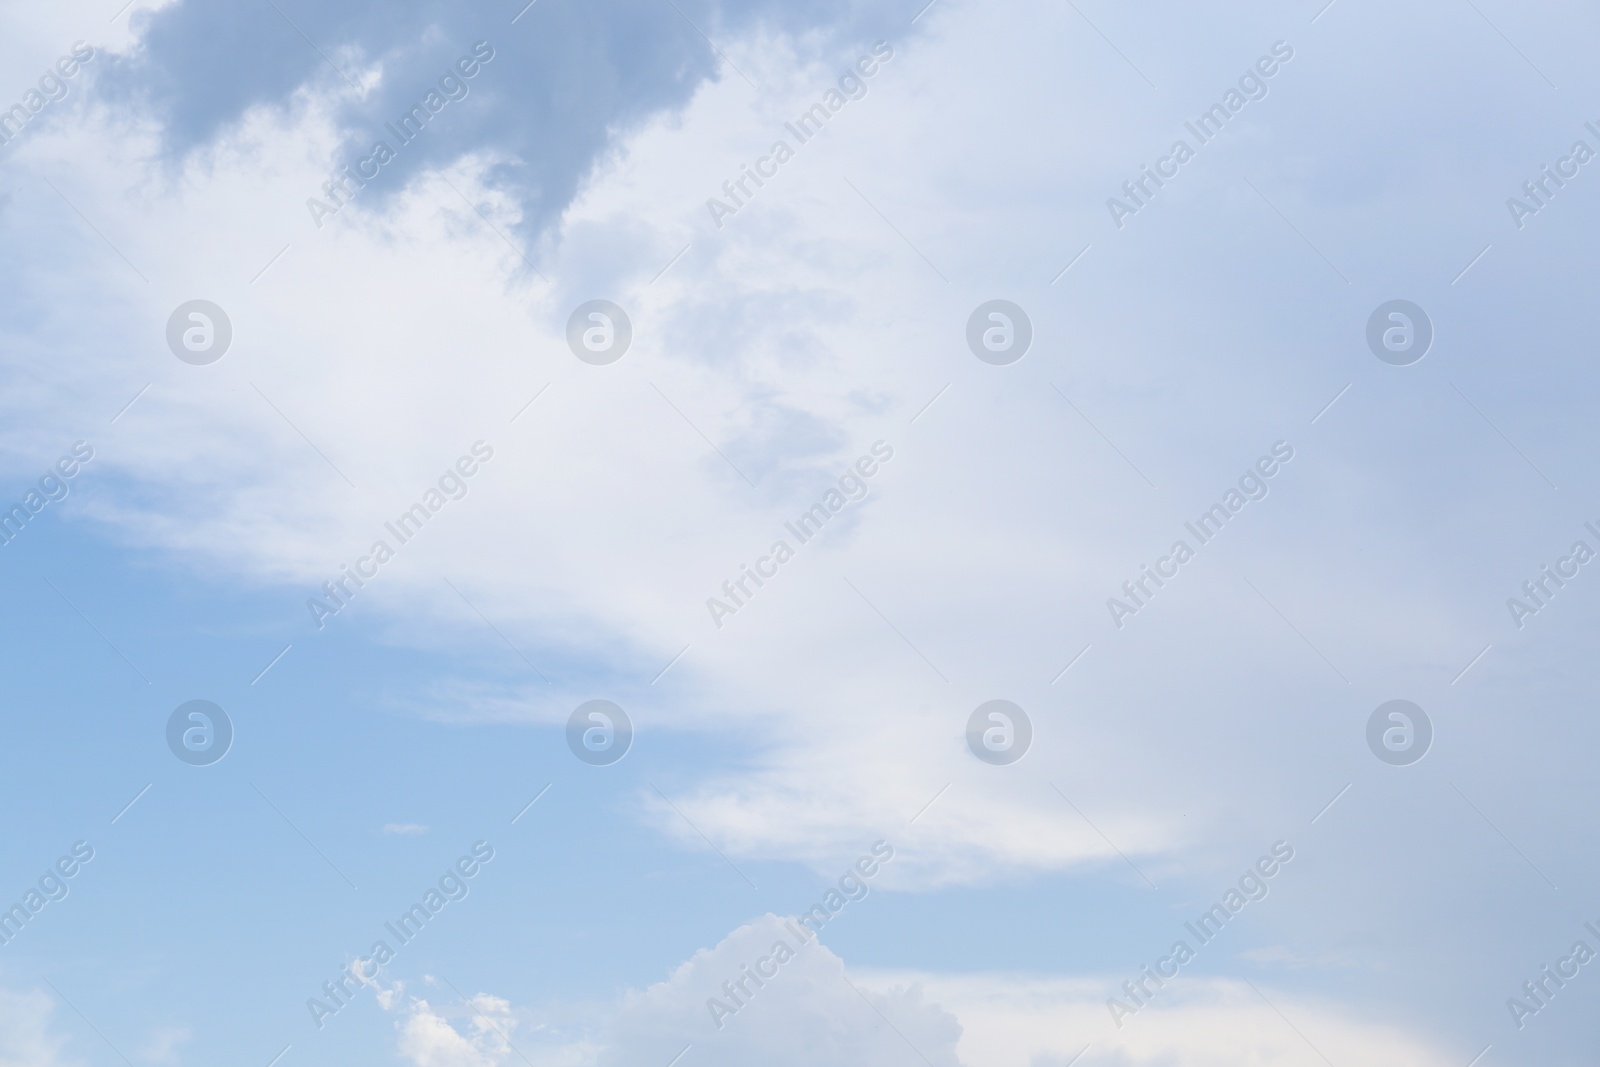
381, 917, 963, 1067
0, 986, 78, 1067
383, 823, 431, 836
391, 988, 519, 1067
3, 2, 1599, 1054
134, 1026, 190, 1065
592, 915, 962, 1067
0, 0, 1216, 890
0, 0, 1578, 921
853, 967, 1458, 1067
374, 921, 1458, 1067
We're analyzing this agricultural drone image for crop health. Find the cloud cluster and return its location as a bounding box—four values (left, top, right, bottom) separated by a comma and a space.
4, 0, 1600, 1058
372, 920, 1455, 1067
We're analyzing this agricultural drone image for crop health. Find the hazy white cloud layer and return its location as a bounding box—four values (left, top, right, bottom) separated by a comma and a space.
4, 0, 1600, 1064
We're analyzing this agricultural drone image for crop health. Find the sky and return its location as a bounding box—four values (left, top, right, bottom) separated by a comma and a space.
1, 0, 1598, 1064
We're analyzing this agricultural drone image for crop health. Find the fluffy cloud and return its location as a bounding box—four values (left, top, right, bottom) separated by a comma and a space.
381, 918, 962, 1067
0, 0, 1218, 890
593, 916, 962, 1067
0, 987, 77, 1067
386, 987, 520, 1067
1, 0, 1591, 917
375, 922, 1457, 1067
4, 0, 1600, 1058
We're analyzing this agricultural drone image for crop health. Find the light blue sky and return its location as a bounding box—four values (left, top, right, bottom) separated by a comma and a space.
2, 0, 1599, 1065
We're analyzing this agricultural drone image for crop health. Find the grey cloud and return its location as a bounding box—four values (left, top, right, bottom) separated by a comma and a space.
106, 0, 903, 241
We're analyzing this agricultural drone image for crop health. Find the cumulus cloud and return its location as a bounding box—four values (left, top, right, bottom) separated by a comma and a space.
380, 918, 962, 1067
386, 986, 521, 1067
593, 916, 961, 1067
373, 923, 1456, 1067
